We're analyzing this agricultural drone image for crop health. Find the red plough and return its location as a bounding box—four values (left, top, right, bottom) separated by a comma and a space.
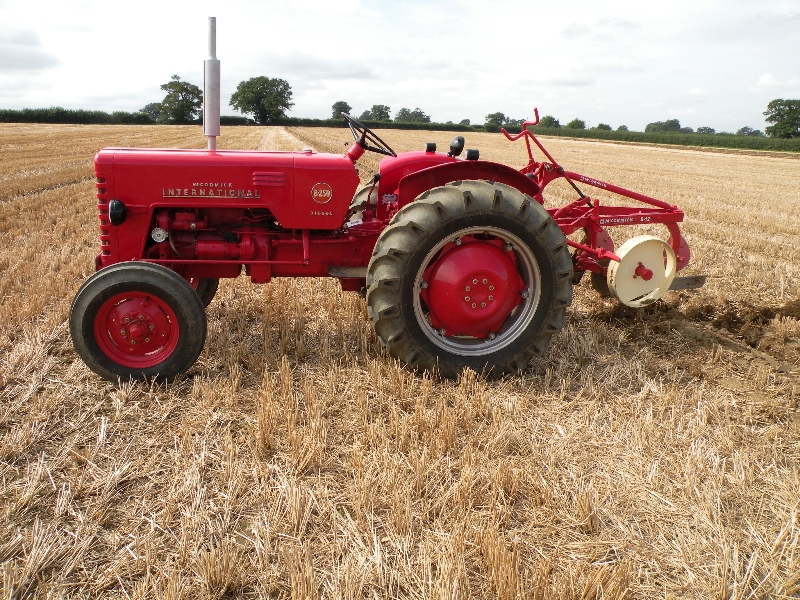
503, 109, 703, 307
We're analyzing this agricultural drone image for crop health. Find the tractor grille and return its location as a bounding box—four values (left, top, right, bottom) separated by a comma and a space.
253, 171, 285, 187
95, 177, 111, 256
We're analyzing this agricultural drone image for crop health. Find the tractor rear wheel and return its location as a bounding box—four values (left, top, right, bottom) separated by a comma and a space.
70, 262, 207, 383
366, 180, 572, 377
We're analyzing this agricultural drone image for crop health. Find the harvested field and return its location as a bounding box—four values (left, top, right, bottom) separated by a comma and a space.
1, 123, 799, 599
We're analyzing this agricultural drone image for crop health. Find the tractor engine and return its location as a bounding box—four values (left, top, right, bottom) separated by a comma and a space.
146, 208, 270, 261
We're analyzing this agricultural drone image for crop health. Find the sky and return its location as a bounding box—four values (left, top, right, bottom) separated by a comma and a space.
0, 0, 798, 132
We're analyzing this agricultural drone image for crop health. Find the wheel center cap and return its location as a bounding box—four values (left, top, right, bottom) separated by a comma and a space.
421, 238, 524, 337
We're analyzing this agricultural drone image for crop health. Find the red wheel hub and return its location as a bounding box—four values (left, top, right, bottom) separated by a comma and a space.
94, 293, 179, 368
420, 238, 524, 337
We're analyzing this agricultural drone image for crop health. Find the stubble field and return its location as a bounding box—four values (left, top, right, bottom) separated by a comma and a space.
1, 123, 799, 599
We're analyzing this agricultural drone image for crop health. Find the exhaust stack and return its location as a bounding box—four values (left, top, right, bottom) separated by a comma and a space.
204, 17, 220, 151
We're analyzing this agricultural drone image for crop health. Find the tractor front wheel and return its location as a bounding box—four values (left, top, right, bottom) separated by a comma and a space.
366, 180, 573, 377
70, 262, 207, 383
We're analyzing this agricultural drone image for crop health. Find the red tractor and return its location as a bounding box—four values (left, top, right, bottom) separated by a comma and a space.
69, 110, 703, 382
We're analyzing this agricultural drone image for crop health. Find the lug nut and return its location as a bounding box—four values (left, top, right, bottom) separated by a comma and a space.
481, 302, 486, 308
120, 329, 126, 335
465, 286, 470, 292
125, 317, 130, 323
471, 303, 477, 308
472, 279, 478, 284
421, 281, 428, 289
149, 325, 154, 331
464, 296, 470, 302
138, 314, 144, 320
438, 328, 446, 336
144, 337, 150, 343
130, 340, 136, 345
489, 285, 494, 291
521, 291, 529, 299
488, 295, 494, 300
482, 278, 488, 284
454, 238, 462, 246
505, 243, 513, 251
487, 332, 496, 340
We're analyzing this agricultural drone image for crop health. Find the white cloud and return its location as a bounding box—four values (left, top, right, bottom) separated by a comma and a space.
753, 73, 800, 88
669, 108, 697, 116
597, 18, 640, 30
0, 28, 59, 71
0, 0, 796, 131
540, 74, 596, 87
584, 55, 640, 72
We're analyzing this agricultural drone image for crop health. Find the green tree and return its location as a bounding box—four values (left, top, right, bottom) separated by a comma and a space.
140, 102, 162, 121
697, 126, 715, 134
158, 75, 202, 124
358, 109, 372, 120
565, 118, 586, 129
413, 108, 431, 123
459, 118, 471, 126
764, 99, 800, 138
594, 123, 612, 130
331, 101, 352, 118
485, 112, 506, 127
395, 107, 431, 123
617, 125, 629, 131
538, 115, 560, 128
736, 126, 764, 137
229, 77, 293, 124
645, 119, 681, 133
369, 104, 391, 121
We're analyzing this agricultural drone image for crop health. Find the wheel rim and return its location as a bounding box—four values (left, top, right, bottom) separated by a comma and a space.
414, 226, 541, 356
94, 292, 180, 368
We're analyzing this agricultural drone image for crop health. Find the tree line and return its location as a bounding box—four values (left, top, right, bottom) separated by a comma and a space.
530, 100, 799, 139
1, 69, 797, 140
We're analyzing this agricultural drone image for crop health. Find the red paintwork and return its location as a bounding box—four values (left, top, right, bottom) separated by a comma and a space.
91, 114, 696, 338
420, 237, 523, 337
634, 263, 654, 281
94, 292, 179, 368
501, 113, 690, 275
396, 161, 540, 210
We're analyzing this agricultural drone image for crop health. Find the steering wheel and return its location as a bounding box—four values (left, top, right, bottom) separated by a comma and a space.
342, 113, 397, 157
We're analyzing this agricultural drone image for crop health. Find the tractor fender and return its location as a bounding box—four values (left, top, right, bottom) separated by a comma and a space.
397, 161, 540, 208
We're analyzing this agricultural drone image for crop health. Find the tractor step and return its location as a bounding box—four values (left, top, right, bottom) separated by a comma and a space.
328, 266, 368, 278
668, 275, 707, 290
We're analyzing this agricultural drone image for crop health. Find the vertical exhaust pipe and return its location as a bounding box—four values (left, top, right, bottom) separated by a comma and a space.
204, 17, 220, 151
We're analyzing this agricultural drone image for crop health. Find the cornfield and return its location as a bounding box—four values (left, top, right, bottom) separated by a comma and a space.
1, 123, 799, 599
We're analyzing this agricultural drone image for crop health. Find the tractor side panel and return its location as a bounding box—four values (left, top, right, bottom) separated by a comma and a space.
292, 153, 360, 230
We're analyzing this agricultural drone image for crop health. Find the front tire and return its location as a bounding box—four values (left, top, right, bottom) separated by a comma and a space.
366, 180, 572, 377
70, 262, 207, 383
